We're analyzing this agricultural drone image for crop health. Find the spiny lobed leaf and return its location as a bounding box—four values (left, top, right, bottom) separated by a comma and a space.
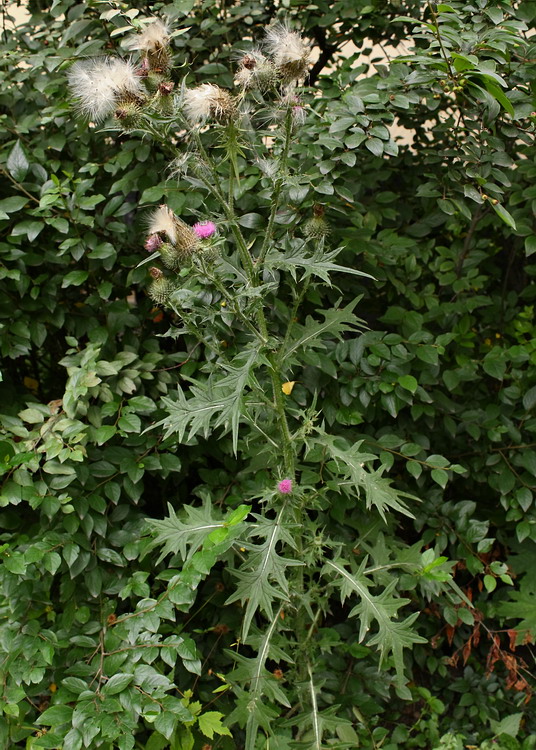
282, 299, 364, 360
156, 347, 261, 453
147, 502, 231, 564
225, 509, 303, 640
323, 559, 426, 693
315, 433, 416, 520
266, 242, 374, 285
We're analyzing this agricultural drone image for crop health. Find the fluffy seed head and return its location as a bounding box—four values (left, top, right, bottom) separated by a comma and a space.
68, 57, 143, 121
183, 83, 236, 124
278, 479, 293, 494
264, 24, 310, 82
235, 50, 278, 91
148, 205, 200, 255
126, 19, 170, 53
125, 19, 172, 70
149, 205, 178, 244
193, 221, 217, 239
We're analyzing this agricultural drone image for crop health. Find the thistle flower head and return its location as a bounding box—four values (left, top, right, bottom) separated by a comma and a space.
183, 83, 236, 124
145, 233, 163, 253
264, 24, 310, 83
193, 221, 217, 239
68, 57, 143, 121
278, 479, 293, 494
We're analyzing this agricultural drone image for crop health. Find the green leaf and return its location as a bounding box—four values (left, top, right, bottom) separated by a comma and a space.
94, 425, 116, 444
492, 201, 516, 230
238, 212, 263, 228
268, 245, 374, 286
365, 138, 383, 156
525, 236, 536, 257
482, 349, 507, 380
523, 385, 536, 411
225, 504, 251, 526
62, 677, 89, 694
62, 271, 89, 288
282, 299, 364, 360
148, 502, 227, 563
431, 469, 448, 489
398, 374, 418, 393
226, 512, 302, 639
491, 713, 523, 739
36, 704, 73, 725
7, 141, 29, 182
102, 673, 134, 695
0, 196, 28, 214
157, 347, 260, 455
154, 711, 176, 740
314, 433, 415, 521
62, 728, 83, 750
198, 711, 232, 740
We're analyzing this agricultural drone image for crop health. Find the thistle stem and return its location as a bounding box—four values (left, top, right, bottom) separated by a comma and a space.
257, 105, 294, 270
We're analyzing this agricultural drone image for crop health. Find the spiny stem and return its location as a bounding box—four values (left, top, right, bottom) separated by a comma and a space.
257, 105, 294, 270
268, 353, 295, 478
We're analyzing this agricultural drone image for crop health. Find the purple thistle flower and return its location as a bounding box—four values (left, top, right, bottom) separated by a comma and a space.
278, 479, 293, 494
145, 233, 163, 252
193, 221, 217, 239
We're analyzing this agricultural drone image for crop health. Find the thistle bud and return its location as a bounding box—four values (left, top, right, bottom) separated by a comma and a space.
148, 276, 175, 305
235, 50, 278, 91
241, 54, 257, 71
136, 58, 150, 77
304, 206, 329, 239
149, 266, 164, 279
159, 243, 183, 271
114, 96, 144, 128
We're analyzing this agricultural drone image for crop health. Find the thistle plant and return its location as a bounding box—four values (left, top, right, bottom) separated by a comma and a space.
65, 16, 467, 749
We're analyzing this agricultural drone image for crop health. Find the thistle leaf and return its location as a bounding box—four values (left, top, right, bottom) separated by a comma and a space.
323, 559, 426, 691
266, 244, 374, 285
147, 502, 248, 563
282, 299, 364, 360
156, 347, 260, 454
226, 510, 302, 639
314, 433, 416, 520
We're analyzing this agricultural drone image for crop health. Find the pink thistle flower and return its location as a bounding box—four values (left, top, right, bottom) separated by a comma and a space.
145, 233, 163, 252
193, 221, 217, 239
278, 479, 293, 494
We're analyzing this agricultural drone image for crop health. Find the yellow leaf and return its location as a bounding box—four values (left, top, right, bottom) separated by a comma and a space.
24, 376, 39, 392
282, 381, 296, 395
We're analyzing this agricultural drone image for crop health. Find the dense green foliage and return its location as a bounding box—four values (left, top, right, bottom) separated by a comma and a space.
1, 0, 536, 748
